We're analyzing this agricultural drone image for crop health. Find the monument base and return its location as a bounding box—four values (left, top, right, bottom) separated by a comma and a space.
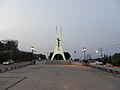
45, 60, 71, 65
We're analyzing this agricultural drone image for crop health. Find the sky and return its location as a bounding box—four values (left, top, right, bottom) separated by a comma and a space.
0, 0, 120, 59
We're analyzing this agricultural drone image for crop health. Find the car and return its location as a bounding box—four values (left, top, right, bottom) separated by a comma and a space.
3, 60, 14, 65
90, 61, 103, 65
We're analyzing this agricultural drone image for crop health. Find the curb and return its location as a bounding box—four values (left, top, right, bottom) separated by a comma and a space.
88, 64, 120, 76
0, 62, 34, 73
72, 62, 120, 76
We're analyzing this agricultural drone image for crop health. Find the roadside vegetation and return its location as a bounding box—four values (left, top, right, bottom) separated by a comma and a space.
0, 40, 46, 63
103, 53, 120, 66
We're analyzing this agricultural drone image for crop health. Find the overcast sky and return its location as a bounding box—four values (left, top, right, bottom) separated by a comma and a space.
0, 0, 120, 59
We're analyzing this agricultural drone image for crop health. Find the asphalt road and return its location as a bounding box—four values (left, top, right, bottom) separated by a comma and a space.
0, 61, 120, 90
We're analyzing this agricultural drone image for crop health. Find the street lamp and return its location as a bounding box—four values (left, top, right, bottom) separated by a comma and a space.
40, 50, 42, 54
74, 51, 76, 60
70, 54, 72, 60
31, 46, 36, 61
96, 50, 98, 53
96, 48, 103, 60
82, 47, 86, 60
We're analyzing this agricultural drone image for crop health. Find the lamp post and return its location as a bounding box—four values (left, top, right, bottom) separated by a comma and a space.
82, 47, 86, 60
96, 48, 103, 60
70, 54, 72, 60
31, 46, 36, 61
47, 51, 49, 60
41, 50, 43, 54
74, 51, 76, 60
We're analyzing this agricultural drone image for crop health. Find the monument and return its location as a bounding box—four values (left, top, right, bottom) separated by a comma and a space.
51, 26, 66, 60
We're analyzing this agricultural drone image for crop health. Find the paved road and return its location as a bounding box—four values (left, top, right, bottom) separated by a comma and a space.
0, 61, 120, 90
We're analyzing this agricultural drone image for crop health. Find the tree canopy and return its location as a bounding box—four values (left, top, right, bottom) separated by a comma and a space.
103, 53, 120, 66
0, 40, 45, 63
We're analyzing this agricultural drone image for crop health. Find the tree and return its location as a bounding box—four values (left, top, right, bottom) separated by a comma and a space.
64, 52, 70, 60
5, 40, 18, 50
0, 40, 18, 63
38, 54, 46, 59
49, 52, 53, 60
111, 53, 120, 66
0, 40, 18, 50
0, 51, 11, 63
103, 53, 120, 66
0, 42, 5, 51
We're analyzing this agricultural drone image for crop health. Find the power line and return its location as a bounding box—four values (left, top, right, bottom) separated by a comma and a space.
97, 43, 120, 52
101, 43, 120, 49
96, 43, 120, 58
102, 46, 120, 51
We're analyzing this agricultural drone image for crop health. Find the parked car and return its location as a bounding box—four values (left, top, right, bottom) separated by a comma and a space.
3, 60, 14, 65
90, 61, 103, 65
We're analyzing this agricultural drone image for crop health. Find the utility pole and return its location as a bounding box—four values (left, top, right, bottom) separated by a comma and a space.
74, 51, 76, 60
82, 47, 86, 60
47, 51, 48, 60
100, 48, 103, 59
